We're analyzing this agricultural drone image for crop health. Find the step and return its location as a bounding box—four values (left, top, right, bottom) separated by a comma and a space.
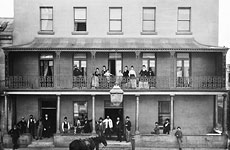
135, 148, 227, 150
28, 141, 54, 148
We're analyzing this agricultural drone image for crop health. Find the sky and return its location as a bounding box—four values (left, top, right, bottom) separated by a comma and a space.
0, 0, 229, 61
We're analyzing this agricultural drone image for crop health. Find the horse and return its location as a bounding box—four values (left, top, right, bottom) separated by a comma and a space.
69, 136, 107, 150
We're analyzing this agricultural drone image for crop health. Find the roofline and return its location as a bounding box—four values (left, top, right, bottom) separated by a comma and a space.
2, 47, 228, 52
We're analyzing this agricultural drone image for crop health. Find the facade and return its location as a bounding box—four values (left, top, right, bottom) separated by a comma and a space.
2, 0, 229, 140
0, 18, 13, 133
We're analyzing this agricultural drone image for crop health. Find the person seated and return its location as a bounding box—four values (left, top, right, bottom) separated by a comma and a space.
151, 122, 160, 135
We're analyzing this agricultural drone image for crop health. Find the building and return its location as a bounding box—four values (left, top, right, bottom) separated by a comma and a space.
2, 0, 229, 148
0, 17, 13, 133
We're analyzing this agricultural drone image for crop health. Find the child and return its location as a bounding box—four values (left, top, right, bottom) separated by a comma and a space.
151, 122, 160, 135
175, 126, 183, 150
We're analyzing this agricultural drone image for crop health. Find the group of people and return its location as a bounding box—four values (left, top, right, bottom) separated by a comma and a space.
61, 116, 92, 134
151, 119, 183, 150
8, 114, 52, 149
95, 116, 132, 142
92, 65, 155, 89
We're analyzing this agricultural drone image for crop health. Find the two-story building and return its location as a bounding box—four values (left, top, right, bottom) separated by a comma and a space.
2, 0, 229, 148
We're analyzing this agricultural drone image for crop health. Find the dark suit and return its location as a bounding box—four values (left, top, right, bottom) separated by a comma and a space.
43, 118, 51, 138
115, 120, 122, 141
163, 122, 170, 134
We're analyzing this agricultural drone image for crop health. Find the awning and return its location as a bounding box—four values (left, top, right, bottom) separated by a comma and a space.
3, 37, 228, 52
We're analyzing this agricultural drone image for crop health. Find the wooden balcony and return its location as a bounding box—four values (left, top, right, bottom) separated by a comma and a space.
3, 75, 225, 91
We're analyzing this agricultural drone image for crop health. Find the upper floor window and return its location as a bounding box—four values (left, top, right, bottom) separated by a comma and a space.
142, 7, 156, 32
40, 7, 53, 31
142, 53, 156, 76
109, 7, 122, 32
177, 7, 191, 32
74, 7, 87, 31
73, 53, 87, 77
40, 53, 54, 87
176, 53, 190, 87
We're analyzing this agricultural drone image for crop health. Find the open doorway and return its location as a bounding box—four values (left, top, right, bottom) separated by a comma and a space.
108, 53, 122, 76
40, 99, 57, 135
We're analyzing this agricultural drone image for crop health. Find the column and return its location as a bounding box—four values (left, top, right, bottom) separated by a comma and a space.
222, 94, 227, 134
92, 95, 96, 134
135, 95, 140, 134
170, 94, 175, 131
170, 51, 175, 88
4, 92, 8, 133
214, 95, 218, 128
55, 51, 61, 88
56, 94, 61, 134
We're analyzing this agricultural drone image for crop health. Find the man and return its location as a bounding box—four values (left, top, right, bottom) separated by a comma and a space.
17, 117, 27, 134
125, 116, 131, 142
36, 117, 43, 140
27, 115, 36, 139
8, 124, 20, 150
175, 126, 183, 150
115, 117, 122, 142
62, 117, 70, 134
96, 117, 105, 137
103, 116, 113, 139
163, 119, 170, 134
43, 114, 51, 138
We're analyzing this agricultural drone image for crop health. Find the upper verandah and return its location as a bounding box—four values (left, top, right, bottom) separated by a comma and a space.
3, 37, 228, 52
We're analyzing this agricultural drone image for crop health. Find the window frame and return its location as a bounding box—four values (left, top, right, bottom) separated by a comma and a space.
74, 7, 87, 32
158, 101, 171, 126
40, 7, 53, 32
73, 53, 87, 77
109, 7, 122, 32
176, 53, 190, 78
39, 53, 54, 77
73, 101, 88, 126
177, 7, 191, 32
142, 53, 156, 76
142, 7, 156, 32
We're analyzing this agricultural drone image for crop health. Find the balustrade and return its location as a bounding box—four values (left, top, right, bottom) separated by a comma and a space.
3, 75, 225, 90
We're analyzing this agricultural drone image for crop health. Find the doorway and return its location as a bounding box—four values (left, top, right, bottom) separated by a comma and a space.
108, 53, 122, 76
40, 99, 57, 135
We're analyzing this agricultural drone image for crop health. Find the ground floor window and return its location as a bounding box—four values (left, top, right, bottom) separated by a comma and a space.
158, 101, 170, 126
73, 101, 88, 126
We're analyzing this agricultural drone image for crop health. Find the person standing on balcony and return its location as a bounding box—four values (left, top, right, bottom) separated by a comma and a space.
163, 119, 170, 134
148, 67, 155, 88
62, 117, 70, 134
125, 116, 131, 142
139, 65, 149, 89
101, 66, 107, 76
129, 66, 136, 89
103, 116, 113, 139
27, 115, 36, 139
43, 114, 51, 138
175, 126, 183, 150
92, 68, 100, 88
123, 66, 129, 88
116, 70, 123, 85
17, 117, 27, 134
73, 65, 82, 77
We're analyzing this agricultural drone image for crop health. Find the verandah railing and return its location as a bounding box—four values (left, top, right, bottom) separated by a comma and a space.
4, 75, 225, 90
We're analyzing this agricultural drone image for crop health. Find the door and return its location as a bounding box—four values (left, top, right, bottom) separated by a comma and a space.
41, 99, 57, 135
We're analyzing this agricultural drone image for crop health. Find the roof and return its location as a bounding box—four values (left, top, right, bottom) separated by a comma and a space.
3, 37, 228, 52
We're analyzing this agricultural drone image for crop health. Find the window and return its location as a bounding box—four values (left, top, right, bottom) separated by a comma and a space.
177, 7, 191, 32
73, 53, 87, 76
74, 7, 87, 31
142, 7, 156, 32
73, 101, 88, 126
176, 53, 190, 87
109, 7, 122, 32
40, 7, 53, 31
158, 101, 170, 126
40, 54, 54, 87
142, 53, 156, 76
